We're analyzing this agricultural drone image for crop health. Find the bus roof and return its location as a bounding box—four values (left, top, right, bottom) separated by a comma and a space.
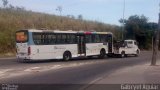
18, 29, 113, 35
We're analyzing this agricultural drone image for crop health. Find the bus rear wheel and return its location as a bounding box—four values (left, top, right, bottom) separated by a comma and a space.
99, 49, 106, 59
63, 51, 71, 61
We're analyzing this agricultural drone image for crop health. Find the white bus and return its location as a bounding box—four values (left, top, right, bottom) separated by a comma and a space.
16, 29, 113, 61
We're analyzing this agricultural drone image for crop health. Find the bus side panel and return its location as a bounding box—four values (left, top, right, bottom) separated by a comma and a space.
29, 44, 78, 60
86, 43, 108, 56
30, 45, 59, 60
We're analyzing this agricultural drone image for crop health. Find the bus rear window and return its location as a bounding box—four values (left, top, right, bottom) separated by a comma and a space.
16, 31, 28, 43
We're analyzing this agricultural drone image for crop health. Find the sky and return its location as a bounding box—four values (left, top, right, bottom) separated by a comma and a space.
2, 0, 159, 25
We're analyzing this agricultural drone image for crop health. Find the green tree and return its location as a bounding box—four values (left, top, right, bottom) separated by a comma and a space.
2, 0, 8, 7
78, 14, 83, 20
121, 15, 157, 49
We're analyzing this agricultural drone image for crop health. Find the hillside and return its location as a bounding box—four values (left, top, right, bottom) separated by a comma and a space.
0, 7, 121, 54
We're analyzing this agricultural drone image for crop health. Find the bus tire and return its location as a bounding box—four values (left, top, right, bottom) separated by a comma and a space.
17, 59, 29, 63
107, 53, 113, 57
88, 56, 93, 59
63, 51, 71, 61
99, 49, 106, 59
120, 51, 125, 58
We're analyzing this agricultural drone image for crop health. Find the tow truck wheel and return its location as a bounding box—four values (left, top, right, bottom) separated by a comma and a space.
135, 50, 139, 57
120, 51, 125, 58
63, 51, 71, 61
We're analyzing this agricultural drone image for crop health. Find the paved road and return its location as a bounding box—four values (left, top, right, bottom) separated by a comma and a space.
0, 51, 153, 90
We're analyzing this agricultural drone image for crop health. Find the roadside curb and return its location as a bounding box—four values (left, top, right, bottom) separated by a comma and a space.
0, 57, 16, 60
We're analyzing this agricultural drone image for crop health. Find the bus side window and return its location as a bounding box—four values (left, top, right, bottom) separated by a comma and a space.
101, 35, 107, 45
61, 34, 67, 44
33, 33, 37, 44
92, 35, 96, 43
66, 34, 70, 44
95, 35, 100, 43
37, 33, 41, 45
41, 33, 44, 45
74, 35, 77, 43
107, 34, 112, 43
86, 35, 92, 43
45, 33, 49, 45
41, 33, 48, 45
56, 34, 62, 44
33, 32, 42, 45
70, 34, 76, 44
99, 35, 103, 42
47, 33, 52, 45
38, 33, 41, 45
51, 33, 56, 44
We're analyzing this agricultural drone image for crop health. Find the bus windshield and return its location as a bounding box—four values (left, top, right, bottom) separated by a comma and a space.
16, 30, 28, 43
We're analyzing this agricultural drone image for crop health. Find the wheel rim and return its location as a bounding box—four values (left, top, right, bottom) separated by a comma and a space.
100, 50, 105, 58
121, 52, 125, 57
122, 54, 124, 57
64, 53, 70, 60
137, 50, 139, 54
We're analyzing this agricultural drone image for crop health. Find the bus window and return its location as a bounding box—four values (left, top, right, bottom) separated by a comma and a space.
41, 33, 45, 44
95, 35, 100, 43
61, 34, 67, 44
86, 35, 92, 43
99, 34, 107, 43
66, 34, 70, 43
70, 34, 76, 44
56, 34, 62, 44
33, 33, 41, 45
107, 34, 112, 43
16, 31, 28, 43
50, 34, 56, 44
100, 35, 107, 44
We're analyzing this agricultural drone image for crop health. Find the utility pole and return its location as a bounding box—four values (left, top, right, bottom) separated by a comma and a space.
56, 6, 63, 29
151, 4, 160, 66
122, 0, 125, 40
56, 6, 62, 16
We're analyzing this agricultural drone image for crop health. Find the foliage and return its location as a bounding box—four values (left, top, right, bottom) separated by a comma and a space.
2, 0, 8, 7
121, 15, 158, 49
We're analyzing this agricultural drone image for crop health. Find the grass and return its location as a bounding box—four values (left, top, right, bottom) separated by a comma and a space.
0, 52, 16, 58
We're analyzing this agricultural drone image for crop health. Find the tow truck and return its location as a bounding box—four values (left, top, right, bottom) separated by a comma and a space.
112, 40, 140, 58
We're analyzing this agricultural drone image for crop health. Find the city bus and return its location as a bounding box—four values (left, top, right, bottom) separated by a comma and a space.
16, 29, 113, 61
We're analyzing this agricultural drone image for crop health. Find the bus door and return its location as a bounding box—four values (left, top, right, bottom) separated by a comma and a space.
107, 34, 113, 53
77, 35, 86, 56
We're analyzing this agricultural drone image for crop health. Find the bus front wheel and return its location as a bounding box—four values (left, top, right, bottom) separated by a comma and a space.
63, 51, 71, 61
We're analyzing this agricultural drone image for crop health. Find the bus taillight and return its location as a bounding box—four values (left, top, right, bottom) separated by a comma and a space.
28, 47, 31, 55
